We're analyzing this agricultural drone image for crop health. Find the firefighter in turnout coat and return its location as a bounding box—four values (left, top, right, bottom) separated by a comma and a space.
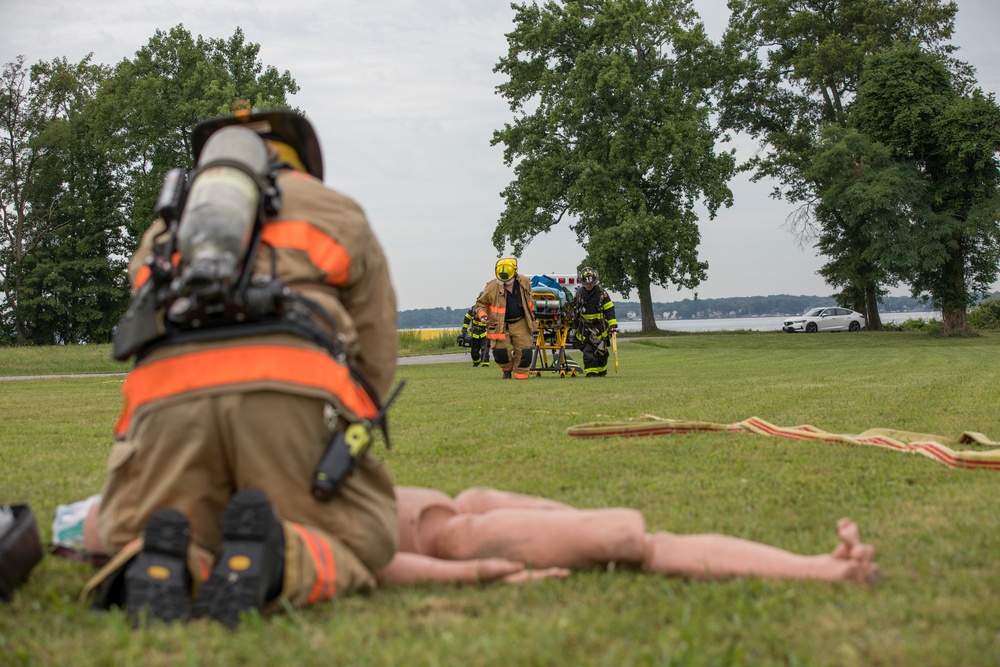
461, 303, 491, 367
573, 267, 618, 377
82, 108, 399, 628
475, 258, 537, 379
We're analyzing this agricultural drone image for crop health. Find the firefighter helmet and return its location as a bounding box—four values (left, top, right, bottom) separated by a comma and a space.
580, 266, 599, 287
191, 108, 324, 180
495, 257, 517, 282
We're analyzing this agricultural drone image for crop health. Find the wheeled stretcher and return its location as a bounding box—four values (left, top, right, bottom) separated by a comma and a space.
528, 276, 582, 377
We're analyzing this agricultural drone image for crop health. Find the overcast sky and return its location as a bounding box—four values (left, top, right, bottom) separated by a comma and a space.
2, 0, 998, 311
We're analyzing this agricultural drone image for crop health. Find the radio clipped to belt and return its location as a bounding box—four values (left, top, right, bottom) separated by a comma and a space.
311, 380, 406, 502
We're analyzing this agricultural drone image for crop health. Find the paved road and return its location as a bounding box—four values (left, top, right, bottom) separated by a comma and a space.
0, 352, 473, 381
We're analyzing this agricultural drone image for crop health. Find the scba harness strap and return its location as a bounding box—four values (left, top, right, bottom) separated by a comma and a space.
111, 136, 395, 498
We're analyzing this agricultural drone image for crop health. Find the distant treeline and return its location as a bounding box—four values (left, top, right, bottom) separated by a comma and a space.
398, 293, 999, 329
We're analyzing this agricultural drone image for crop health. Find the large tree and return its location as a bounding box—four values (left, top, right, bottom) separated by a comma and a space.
720, 0, 960, 327
1, 26, 300, 345
492, 0, 735, 331
91, 25, 300, 244
0, 55, 124, 344
850, 46, 1000, 334
806, 125, 931, 323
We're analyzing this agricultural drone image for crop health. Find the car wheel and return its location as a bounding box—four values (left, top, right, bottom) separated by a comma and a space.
849, 321, 860, 332
805, 322, 818, 333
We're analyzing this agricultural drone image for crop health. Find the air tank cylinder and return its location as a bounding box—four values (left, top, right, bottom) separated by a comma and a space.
176, 126, 268, 292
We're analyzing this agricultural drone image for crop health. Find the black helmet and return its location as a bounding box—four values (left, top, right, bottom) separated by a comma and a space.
579, 266, 599, 286
191, 108, 324, 180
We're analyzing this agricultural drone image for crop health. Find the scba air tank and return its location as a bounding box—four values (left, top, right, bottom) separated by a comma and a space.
176, 126, 268, 292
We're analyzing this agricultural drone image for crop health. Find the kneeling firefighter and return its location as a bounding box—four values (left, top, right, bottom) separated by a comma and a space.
83, 106, 401, 627
475, 258, 537, 379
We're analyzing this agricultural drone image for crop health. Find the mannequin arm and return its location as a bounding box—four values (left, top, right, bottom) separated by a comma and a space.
375, 553, 569, 586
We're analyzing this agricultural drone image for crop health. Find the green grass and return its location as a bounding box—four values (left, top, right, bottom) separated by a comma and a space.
0, 331, 461, 380
2, 331, 999, 666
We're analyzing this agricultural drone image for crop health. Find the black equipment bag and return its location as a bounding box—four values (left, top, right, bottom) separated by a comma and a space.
0, 504, 44, 602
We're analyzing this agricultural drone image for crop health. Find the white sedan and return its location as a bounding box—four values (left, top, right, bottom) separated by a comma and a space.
782, 307, 866, 333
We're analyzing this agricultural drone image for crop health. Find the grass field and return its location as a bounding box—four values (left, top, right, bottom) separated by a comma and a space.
2, 331, 999, 666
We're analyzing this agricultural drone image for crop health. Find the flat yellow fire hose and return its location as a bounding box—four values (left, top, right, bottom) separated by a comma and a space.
567, 415, 1000, 471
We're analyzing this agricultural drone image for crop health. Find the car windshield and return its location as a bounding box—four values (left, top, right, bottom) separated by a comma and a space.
803, 308, 826, 317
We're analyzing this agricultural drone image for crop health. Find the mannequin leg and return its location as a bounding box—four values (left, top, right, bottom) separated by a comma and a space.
453, 487, 574, 514
432, 508, 647, 569
643, 519, 878, 583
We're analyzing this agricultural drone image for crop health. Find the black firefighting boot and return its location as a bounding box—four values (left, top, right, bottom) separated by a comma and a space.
192, 489, 284, 628
502, 370, 512, 379
124, 508, 193, 626
473, 360, 481, 367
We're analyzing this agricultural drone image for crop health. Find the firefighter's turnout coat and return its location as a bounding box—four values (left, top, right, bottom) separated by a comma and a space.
475, 274, 537, 345
475, 274, 537, 375
85, 167, 399, 610
574, 286, 617, 375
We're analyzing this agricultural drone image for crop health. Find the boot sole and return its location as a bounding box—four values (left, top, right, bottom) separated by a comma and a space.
125, 508, 191, 625
192, 490, 279, 628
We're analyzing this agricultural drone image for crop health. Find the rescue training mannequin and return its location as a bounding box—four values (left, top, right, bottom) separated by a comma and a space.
83, 106, 400, 628
80, 487, 878, 588
475, 258, 538, 379
573, 266, 618, 377
375, 487, 879, 586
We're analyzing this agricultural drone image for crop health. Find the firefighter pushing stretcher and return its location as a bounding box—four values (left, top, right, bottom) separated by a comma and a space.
475, 258, 537, 380
573, 267, 618, 377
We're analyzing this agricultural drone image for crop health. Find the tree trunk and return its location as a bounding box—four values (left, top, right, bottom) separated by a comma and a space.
940, 249, 971, 335
864, 284, 882, 331
638, 280, 658, 332
942, 305, 968, 334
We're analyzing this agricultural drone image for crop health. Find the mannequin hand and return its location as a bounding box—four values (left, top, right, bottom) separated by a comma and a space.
475, 558, 571, 584
500, 566, 572, 584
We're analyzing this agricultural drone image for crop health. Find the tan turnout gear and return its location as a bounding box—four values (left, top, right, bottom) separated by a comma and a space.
85, 115, 399, 615
475, 270, 537, 378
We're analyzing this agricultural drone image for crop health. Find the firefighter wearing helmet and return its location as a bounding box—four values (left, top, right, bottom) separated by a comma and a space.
573, 266, 618, 377
459, 294, 492, 367
83, 105, 399, 627
474, 257, 537, 379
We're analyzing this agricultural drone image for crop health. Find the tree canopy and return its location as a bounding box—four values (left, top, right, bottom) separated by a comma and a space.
719, 0, 963, 328
492, 0, 735, 331
850, 46, 1000, 332
0, 25, 299, 344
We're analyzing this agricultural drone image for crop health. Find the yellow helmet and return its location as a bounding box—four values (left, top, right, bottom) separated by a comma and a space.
495, 257, 517, 282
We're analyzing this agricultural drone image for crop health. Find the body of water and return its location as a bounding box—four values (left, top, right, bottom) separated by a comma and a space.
616, 311, 940, 333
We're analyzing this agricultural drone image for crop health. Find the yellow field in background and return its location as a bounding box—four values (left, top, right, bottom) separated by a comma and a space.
400, 328, 461, 340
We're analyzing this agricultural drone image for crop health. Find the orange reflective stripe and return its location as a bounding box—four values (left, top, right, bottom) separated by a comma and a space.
290, 523, 337, 604
487, 333, 506, 340
261, 221, 351, 286
135, 265, 151, 289
114, 345, 376, 435
489, 305, 506, 314
133, 253, 180, 290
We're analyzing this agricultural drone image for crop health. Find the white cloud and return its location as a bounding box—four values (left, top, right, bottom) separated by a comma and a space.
1, 0, 997, 310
